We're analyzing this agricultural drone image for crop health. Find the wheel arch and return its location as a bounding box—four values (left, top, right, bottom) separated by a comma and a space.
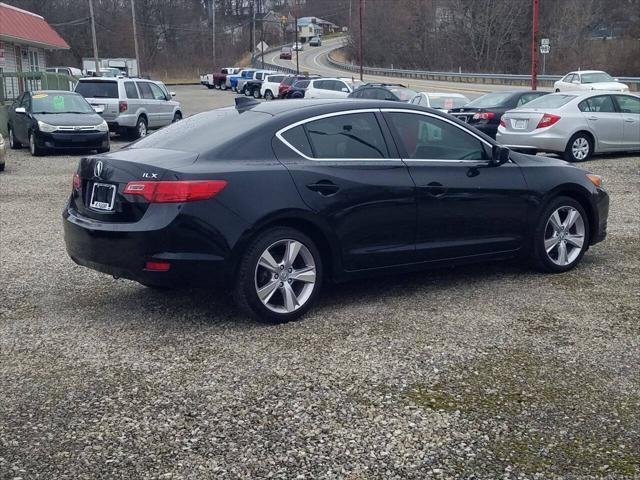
567, 129, 596, 153
543, 183, 597, 245
230, 212, 341, 284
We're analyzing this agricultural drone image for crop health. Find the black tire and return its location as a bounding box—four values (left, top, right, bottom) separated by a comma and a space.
29, 131, 44, 156
555, 88, 560, 92
243, 85, 251, 96
234, 227, 323, 324
264, 90, 274, 101
8, 126, 21, 149
131, 116, 148, 140
172, 111, 182, 123
0, 162, 4, 172
97, 147, 110, 154
530, 196, 590, 273
252, 88, 261, 99
563, 132, 593, 162
220, 83, 228, 91
206, 85, 214, 89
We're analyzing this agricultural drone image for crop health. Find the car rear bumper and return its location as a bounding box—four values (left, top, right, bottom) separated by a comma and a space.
63, 204, 232, 288
36, 131, 109, 150
497, 128, 568, 153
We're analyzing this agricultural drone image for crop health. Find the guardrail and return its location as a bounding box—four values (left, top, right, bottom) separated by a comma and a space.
1, 71, 77, 103
326, 48, 640, 92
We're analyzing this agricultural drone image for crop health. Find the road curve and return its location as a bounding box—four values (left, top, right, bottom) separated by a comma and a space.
263, 37, 540, 99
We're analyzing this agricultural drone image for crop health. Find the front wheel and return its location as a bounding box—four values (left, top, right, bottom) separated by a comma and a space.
253, 88, 261, 99
172, 112, 182, 123
234, 227, 322, 323
564, 133, 593, 162
29, 131, 45, 156
220, 83, 227, 91
531, 196, 589, 273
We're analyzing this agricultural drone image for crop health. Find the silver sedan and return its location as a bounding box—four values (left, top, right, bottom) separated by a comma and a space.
496, 91, 640, 162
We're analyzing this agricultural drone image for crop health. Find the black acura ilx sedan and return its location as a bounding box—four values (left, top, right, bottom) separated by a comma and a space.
63, 98, 609, 323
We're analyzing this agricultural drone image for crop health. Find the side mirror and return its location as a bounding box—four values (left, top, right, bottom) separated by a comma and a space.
170, 91, 176, 97
491, 145, 510, 166
613, 78, 619, 82
15, 107, 26, 114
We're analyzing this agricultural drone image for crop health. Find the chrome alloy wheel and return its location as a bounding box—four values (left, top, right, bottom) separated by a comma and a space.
254, 239, 317, 314
544, 206, 586, 266
572, 137, 590, 161
138, 121, 147, 138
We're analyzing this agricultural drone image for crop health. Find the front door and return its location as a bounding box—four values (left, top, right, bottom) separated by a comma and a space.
382, 109, 529, 261
273, 110, 417, 271
14, 92, 31, 143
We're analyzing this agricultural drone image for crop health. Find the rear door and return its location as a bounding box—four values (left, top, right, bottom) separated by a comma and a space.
578, 95, 624, 151
273, 110, 417, 270
613, 95, 640, 149
382, 109, 528, 261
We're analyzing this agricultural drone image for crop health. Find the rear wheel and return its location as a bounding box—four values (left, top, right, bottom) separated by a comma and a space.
264, 90, 274, 100
131, 116, 148, 140
234, 227, 322, 323
564, 132, 593, 162
8, 126, 21, 149
220, 83, 227, 91
531, 196, 589, 273
29, 131, 44, 156
555, 88, 560, 92
253, 88, 261, 99
243, 85, 251, 96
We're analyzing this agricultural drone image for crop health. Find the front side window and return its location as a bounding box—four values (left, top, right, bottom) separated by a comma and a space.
385, 112, 486, 161
285, 112, 389, 159
149, 83, 167, 100
614, 95, 640, 114
124, 81, 139, 99
579, 95, 616, 113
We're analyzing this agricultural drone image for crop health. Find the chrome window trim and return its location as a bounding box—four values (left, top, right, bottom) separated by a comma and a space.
276, 107, 496, 163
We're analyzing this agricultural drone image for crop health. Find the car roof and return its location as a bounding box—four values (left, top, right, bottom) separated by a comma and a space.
249, 98, 450, 116
569, 70, 606, 75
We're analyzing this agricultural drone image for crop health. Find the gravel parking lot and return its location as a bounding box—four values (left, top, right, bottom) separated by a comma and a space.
1, 85, 639, 479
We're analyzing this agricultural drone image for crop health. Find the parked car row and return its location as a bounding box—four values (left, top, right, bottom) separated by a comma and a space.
5, 76, 183, 157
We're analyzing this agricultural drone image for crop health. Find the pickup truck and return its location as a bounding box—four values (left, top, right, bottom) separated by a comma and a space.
212, 67, 241, 90
226, 69, 256, 92
239, 70, 276, 97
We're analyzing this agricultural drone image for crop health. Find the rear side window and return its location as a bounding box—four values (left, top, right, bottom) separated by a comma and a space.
578, 95, 616, 113
124, 82, 139, 99
75, 80, 118, 98
615, 95, 640, 114
303, 112, 388, 159
137, 82, 154, 99
268, 75, 285, 83
281, 125, 313, 157
385, 112, 486, 161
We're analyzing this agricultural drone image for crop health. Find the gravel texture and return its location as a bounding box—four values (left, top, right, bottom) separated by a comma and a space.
1, 86, 639, 479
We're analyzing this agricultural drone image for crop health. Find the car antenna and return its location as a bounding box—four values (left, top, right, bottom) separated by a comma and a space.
235, 96, 259, 111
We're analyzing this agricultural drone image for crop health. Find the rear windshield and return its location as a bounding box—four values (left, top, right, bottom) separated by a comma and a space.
581, 72, 614, 84
466, 92, 514, 108
429, 95, 469, 109
130, 107, 272, 154
389, 87, 418, 101
76, 80, 118, 98
520, 94, 576, 109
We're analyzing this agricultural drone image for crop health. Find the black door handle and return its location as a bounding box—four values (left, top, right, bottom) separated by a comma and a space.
307, 180, 339, 196
423, 181, 447, 197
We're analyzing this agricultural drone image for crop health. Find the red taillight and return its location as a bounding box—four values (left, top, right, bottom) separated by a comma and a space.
145, 261, 170, 271
119, 101, 128, 113
123, 180, 227, 203
72, 173, 81, 189
472, 112, 495, 121
499, 118, 506, 128
536, 113, 561, 129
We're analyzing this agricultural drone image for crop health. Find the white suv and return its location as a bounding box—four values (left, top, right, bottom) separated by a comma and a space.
75, 77, 182, 139
304, 78, 355, 99
261, 74, 288, 100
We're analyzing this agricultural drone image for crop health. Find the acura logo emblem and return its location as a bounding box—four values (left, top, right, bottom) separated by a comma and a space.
94, 160, 103, 178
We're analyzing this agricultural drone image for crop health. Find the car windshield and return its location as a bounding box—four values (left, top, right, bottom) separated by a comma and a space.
281, 48, 291, 53
581, 72, 614, 84
389, 87, 418, 101
428, 95, 469, 109
76, 80, 118, 98
32, 92, 95, 114
465, 92, 514, 108
518, 94, 576, 109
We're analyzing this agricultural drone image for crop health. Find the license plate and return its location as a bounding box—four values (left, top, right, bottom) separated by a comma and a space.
514, 119, 528, 129
89, 182, 116, 211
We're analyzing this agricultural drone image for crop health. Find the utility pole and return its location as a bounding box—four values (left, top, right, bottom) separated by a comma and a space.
259, 0, 265, 69
348, 0, 352, 29
131, 0, 141, 77
358, 0, 363, 81
294, 0, 299, 75
210, 0, 216, 72
251, 0, 256, 56
88, 0, 100, 76
531, 0, 539, 90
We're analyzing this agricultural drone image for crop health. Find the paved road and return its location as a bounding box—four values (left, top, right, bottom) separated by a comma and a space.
264, 37, 549, 99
